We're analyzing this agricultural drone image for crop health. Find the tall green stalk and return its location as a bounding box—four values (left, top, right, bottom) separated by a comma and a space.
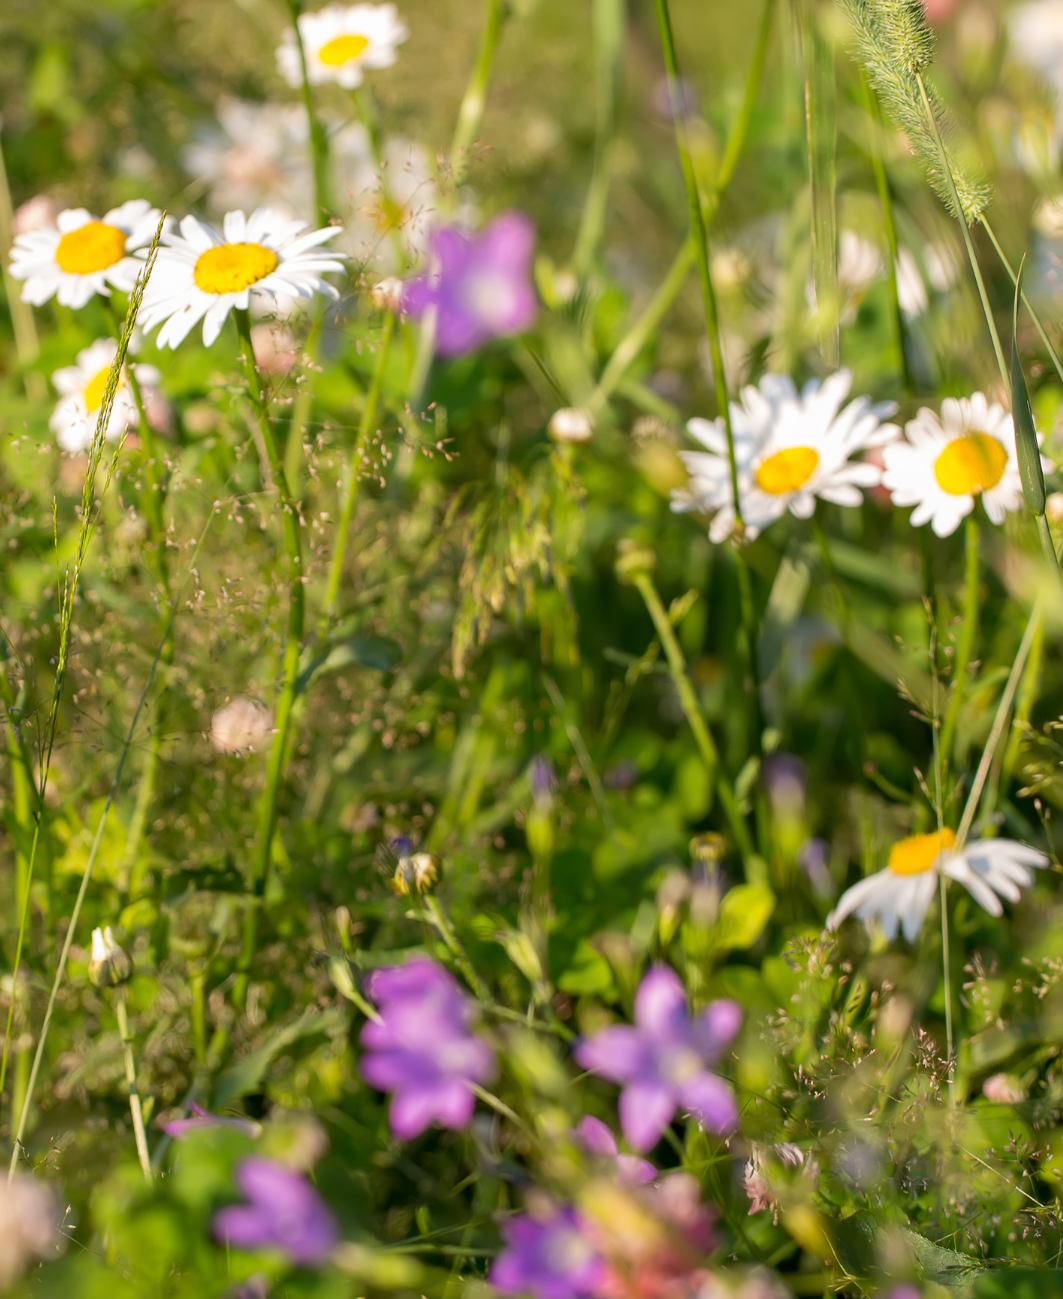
286, 0, 332, 223
573, 0, 625, 275
799, 0, 839, 367
229, 308, 306, 1019
450, 0, 508, 187
859, 72, 912, 392
323, 310, 395, 623
0, 129, 44, 403
939, 512, 979, 767
587, 0, 775, 414
652, 0, 741, 526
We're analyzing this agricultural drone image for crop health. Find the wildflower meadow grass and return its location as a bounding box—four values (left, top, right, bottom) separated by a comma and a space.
7, 0, 1063, 1295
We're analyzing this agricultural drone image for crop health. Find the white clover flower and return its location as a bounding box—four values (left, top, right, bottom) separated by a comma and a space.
277, 3, 408, 90
138, 208, 345, 349
8, 199, 163, 309
827, 830, 1047, 942
881, 394, 1050, 538
672, 370, 898, 543
49, 338, 160, 454
211, 698, 274, 755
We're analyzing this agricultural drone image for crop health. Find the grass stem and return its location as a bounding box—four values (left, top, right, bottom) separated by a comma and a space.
449, 0, 507, 187
115, 988, 152, 1183
939, 512, 979, 767
286, 0, 332, 223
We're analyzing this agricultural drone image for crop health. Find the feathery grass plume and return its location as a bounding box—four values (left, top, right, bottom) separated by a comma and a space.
840, 0, 989, 221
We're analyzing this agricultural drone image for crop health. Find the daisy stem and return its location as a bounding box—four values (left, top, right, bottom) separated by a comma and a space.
629, 569, 756, 862
114, 987, 152, 1183
287, 0, 332, 224
914, 72, 1008, 393
588, 0, 775, 414
449, 0, 508, 187
323, 308, 395, 624
653, 0, 742, 530
858, 70, 912, 394
939, 512, 979, 769
232, 307, 306, 1016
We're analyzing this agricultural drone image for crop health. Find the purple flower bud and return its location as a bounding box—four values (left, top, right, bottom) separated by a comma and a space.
402, 213, 538, 358
164, 1102, 261, 1140
212, 1157, 337, 1266
530, 754, 556, 802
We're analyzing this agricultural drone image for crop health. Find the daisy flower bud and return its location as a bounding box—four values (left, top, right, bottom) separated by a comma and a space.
89, 926, 133, 988
548, 408, 593, 444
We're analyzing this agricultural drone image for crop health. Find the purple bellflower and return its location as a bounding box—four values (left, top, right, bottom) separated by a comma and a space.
575, 965, 741, 1153
402, 213, 538, 358
574, 1115, 655, 1185
490, 1206, 604, 1299
164, 1102, 260, 1140
212, 1157, 337, 1266
359, 957, 496, 1140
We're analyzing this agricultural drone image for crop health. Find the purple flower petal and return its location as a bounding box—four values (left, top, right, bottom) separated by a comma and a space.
574, 1115, 618, 1158
690, 999, 743, 1061
490, 1208, 603, 1299
213, 1157, 337, 1266
678, 1072, 739, 1134
574, 1025, 649, 1082
617, 1153, 657, 1185
619, 1080, 677, 1152
634, 966, 690, 1041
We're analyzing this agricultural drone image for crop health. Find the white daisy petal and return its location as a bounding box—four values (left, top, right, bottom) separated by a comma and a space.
48, 337, 140, 453
141, 206, 347, 348
278, 3, 409, 91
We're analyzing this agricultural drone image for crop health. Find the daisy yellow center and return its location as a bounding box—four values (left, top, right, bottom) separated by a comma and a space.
55, 222, 127, 275
193, 243, 279, 295
933, 433, 1007, 497
84, 365, 114, 412
888, 828, 956, 876
318, 33, 371, 65
755, 446, 820, 495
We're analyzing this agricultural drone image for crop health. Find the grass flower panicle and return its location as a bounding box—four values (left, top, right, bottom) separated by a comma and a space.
401, 212, 538, 357
672, 370, 898, 543
49, 338, 160, 454
212, 1157, 337, 1265
277, 3, 409, 90
359, 957, 497, 1139
882, 393, 1051, 536
8, 199, 163, 308
575, 965, 741, 1152
139, 208, 345, 348
827, 829, 1047, 941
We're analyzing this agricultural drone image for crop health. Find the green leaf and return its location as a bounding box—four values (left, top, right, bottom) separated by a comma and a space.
1012, 255, 1046, 517
713, 883, 776, 951
212, 1006, 347, 1107
558, 938, 616, 996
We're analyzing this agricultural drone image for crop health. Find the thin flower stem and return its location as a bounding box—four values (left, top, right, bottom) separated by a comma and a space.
2, 227, 164, 1163
588, 0, 774, 413
286, 0, 331, 223
323, 309, 396, 623
939, 512, 979, 767
980, 216, 1063, 390
114, 988, 152, 1183
8, 489, 215, 1183
928, 616, 955, 1107
914, 72, 1007, 392
422, 896, 492, 1004
231, 307, 306, 1017
955, 600, 1042, 852
858, 71, 912, 393
630, 570, 755, 860
467, 1082, 533, 1138
652, 0, 741, 527
449, 0, 508, 187
939, 872, 955, 1107
799, 0, 839, 367
0, 647, 37, 925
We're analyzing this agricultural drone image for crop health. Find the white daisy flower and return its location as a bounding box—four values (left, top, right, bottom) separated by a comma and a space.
138, 208, 346, 349
8, 199, 163, 309
827, 829, 1047, 942
881, 393, 1049, 538
671, 369, 898, 543
49, 338, 161, 454
277, 3, 408, 91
